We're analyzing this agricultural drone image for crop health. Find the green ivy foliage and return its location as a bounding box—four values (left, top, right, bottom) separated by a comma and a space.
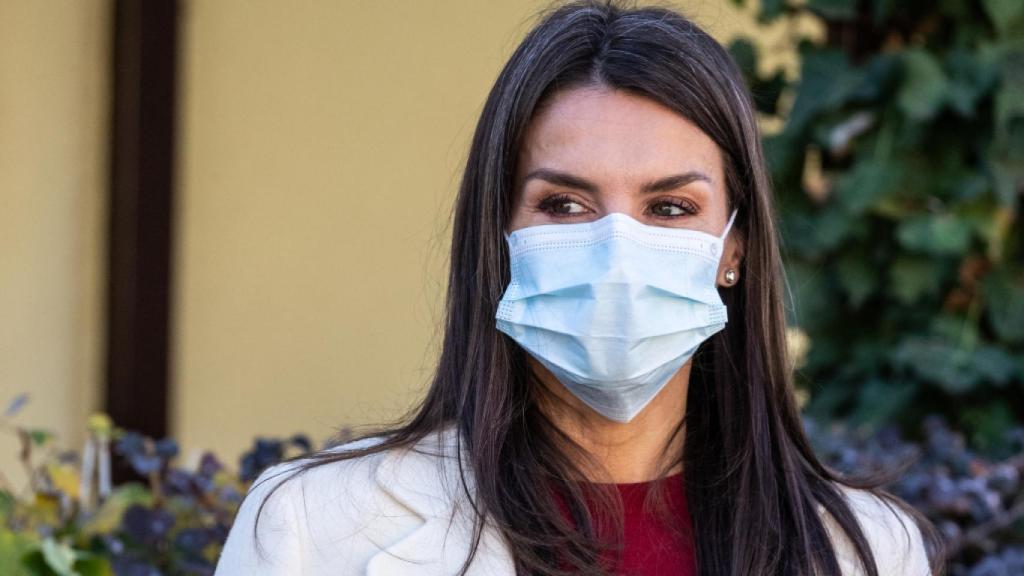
730, 0, 1024, 453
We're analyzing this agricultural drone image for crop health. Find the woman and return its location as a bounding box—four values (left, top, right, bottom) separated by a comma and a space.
215, 1, 943, 574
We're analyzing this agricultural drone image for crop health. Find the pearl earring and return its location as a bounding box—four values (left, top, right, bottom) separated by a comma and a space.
724, 269, 737, 284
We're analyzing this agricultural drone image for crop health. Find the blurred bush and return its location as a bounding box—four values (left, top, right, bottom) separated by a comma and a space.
3, 393, 1024, 574
809, 415, 1024, 574
729, 0, 1024, 451
0, 394, 323, 576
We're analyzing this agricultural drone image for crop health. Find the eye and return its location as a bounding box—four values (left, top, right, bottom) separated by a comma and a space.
537, 193, 588, 216
649, 199, 697, 218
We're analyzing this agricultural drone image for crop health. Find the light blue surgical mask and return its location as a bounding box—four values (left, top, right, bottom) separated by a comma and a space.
496, 208, 738, 423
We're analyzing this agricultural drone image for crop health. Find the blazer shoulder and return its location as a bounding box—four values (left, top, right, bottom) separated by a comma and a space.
822, 485, 933, 576
214, 434, 420, 575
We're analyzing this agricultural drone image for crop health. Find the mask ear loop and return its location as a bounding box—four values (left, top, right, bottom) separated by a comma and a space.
720, 207, 739, 241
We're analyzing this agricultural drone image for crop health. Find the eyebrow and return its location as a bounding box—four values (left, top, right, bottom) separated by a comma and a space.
521, 168, 713, 195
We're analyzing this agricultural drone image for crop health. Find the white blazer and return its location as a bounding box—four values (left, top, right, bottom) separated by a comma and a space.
213, 424, 932, 575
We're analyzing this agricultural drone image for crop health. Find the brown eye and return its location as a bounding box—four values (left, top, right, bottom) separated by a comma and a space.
650, 200, 696, 218
538, 194, 587, 216
552, 200, 585, 214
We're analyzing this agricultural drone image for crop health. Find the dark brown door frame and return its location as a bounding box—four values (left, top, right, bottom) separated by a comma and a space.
105, 0, 179, 453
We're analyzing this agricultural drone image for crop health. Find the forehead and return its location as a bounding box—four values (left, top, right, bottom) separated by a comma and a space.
515, 86, 723, 187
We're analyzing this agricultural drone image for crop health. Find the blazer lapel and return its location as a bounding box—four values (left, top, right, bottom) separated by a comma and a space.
365, 426, 516, 576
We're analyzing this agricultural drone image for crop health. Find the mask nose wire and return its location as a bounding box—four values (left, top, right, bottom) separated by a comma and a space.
720, 207, 739, 241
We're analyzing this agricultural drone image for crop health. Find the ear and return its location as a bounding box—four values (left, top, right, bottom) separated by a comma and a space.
717, 230, 745, 287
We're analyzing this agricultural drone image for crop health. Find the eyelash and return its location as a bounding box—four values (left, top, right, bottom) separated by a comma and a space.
536, 193, 698, 219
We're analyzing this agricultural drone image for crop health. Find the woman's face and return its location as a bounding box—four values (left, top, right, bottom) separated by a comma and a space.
510, 85, 744, 286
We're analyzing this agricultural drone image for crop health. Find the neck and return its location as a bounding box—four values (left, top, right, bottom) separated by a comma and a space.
534, 359, 690, 484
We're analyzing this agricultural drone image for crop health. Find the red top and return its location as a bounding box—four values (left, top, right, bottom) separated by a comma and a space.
553, 472, 697, 575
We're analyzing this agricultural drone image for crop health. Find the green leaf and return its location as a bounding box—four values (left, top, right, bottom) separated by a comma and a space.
71, 554, 112, 576
805, 380, 856, 419
0, 530, 35, 576
729, 38, 757, 81
835, 158, 899, 215
850, 54, 901, 103
757, 0, 788, 22
930, 313, 974, 342
972, 345, 1018, 385
836, 252, 877, 307
897, 50, 949, 121
945, 49, 998, 117
807, 0, 857, 20
728, 39, 789, 116
892, 336, 1015, 393
0, 490, 14, 519
983, 266, 1024, 343
896, 213, 972, 255
40, 538, 78, 576
871, 0, 895, 25
889, 256, 942, 304
784, 261, 835, 332
78, 483, 153, 538
990, 41, 1024, 208
814, 202, 861, 252
993, 45, 1024, 129
961, 402, 1017, 455
990, 146, 1024, 211
787, 50, 861, 133
849, 378, 918, 429
983, 0, 1024, 37
751, 71, 788, 115
764, 131, 802, 183
951, 172, 990, 203
892, 337, 979, 393
28, 430, 52, 447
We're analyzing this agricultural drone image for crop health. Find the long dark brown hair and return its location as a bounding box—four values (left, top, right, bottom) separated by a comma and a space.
248, 1, 945, 574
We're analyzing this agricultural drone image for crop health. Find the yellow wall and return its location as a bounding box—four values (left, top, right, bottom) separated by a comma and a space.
174, 0, 821, 465
0, 1, 109, 486
174, 0, 552, 463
